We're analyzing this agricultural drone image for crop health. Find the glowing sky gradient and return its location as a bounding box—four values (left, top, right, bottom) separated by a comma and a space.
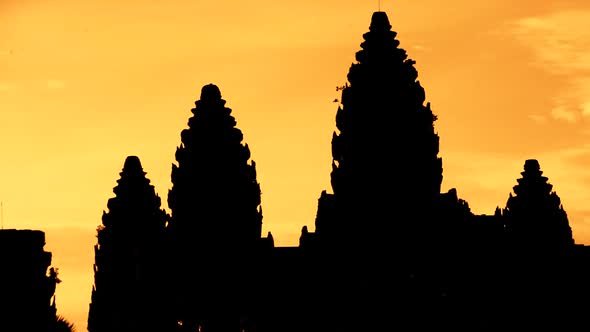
2, 1, 590, 330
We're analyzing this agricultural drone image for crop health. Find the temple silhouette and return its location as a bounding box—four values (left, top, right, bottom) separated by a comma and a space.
4, 9, 587, 332
86, 10, 590, 332
0, 229, 74, 332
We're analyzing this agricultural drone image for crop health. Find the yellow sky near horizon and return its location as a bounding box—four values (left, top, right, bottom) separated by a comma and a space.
2, 0, 590, 330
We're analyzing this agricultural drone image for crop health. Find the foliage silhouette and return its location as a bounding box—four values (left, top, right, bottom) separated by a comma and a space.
54, 315, 75, 332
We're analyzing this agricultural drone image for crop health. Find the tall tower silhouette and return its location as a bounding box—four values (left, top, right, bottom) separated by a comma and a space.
494, 159, 578, 331
297, 11, 448, 332
167, 84, 264, 332
315, 11, 442, 252
88, 156, 171, 332
504, 159, 574, 255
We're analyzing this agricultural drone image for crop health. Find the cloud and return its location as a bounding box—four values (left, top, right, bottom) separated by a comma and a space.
412, 45, 430, 52
47, 79, 66, 89
528, 114, 547, 124
582, 101, 590, 117
535, 144, 590, 208
0, 82, 13, 91
0, 79, 67, 92
513, 11, 590, 73
551, 106, 577, 123
510, 10, 590, 123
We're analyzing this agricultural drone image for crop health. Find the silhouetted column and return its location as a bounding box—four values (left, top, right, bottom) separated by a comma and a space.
305, 11, 446, 332
497, 159, 576, 330
504, 159, 574, 255
0, 229, 58, 332
318, 11, 443, 254
167, 84, 264, 332
88, 156, 173, 332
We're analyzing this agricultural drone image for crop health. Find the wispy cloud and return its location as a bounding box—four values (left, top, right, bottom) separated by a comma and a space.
551, 106, 578, 123
536, 144, 590, 243
582, 101, 590, 117
510, 10, 590, 123
0, 80, 67, 91
0, 82, 13, 91
528, 114, 547, 124
412, 45, 430, 52
47, 79, 66, 89
513, 11, 590, 73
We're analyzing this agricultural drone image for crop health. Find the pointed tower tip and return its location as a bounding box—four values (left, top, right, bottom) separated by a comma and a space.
123, 155, 143, 173
521, 159, 544, 178
524, 159, 540, 172
370, 11, 391, 32
200, 83, 222, 101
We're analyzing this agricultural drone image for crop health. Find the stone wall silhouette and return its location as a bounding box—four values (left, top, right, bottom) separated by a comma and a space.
0, 229, 60, 332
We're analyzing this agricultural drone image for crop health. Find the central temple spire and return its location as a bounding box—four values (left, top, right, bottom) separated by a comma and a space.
319, 11, 443, 245
370, 11, 391, 31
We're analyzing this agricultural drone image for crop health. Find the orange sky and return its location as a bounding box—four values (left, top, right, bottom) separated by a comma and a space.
2, 0, 590, 330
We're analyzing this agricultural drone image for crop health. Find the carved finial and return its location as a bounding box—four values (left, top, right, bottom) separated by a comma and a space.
200, 83, 222, 101
370, 11, 391, 32
524, 159, 540, 172
123, 156, 143, 173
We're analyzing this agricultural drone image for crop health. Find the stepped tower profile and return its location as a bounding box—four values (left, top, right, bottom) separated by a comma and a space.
167, 84, 265, 332
313, 12, 443, 253
88, 156, 171, 332
504, 159, 574, 255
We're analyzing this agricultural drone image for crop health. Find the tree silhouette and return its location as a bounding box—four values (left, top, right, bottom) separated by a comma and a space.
88, 156, 172, 332
53, 315, 75, 332
167, 84, 264, 332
